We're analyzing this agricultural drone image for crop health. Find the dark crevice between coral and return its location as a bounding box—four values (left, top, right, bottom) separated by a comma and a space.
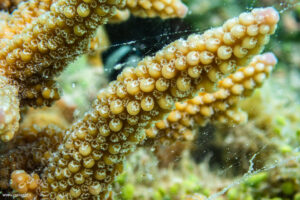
103, 16, 192, 81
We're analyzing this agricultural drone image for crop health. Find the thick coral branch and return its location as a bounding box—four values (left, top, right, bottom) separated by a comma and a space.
3, 53, 277, 195
6, 7, 279, 200
0, 0, 188, 141
0, 0, 126, 108
1, 0, 55, 40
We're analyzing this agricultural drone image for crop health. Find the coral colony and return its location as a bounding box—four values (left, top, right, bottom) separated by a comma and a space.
0, 0, 282, 199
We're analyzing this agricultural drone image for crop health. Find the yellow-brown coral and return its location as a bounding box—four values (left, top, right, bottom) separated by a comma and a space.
0, 0, 126, 109
146, 52, 277, 143
126, 0, 188, 19
0, 75, 20, 142
11, 7, 279, 200
0, 124, 64, 191
10, 170, 40, 200
0, 0, 188, 142
87, 26, 111, 67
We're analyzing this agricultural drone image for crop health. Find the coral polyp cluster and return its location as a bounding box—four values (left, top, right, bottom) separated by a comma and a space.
0, 0, 188, 142
4, 7, 280, 200
10, 170, 40, 200
0, 75, 20, 142
0, 0, 290, 199
0, 124, 64, 191
124, 0, 188, 19
0, 0, 124, 108
146, 52, 277, 143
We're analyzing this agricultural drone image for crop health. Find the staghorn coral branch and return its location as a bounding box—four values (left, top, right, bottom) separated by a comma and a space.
0, 0, 188, 141
0, 0, 127, 108
3, 53, 276, 198
145, 52, 277, 143
1, 53, 275, 191
1, 0, 55, 40
109, 0, 189, 24
7, 7, 279, 200
0, 0, 124, 142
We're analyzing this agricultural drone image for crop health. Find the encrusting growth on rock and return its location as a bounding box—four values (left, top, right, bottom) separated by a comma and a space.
8, 7, 279, 200
145, 52, 277, 143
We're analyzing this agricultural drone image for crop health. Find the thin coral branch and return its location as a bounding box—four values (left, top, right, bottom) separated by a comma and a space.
87, 26, 111, 67
145, 52, 277, 144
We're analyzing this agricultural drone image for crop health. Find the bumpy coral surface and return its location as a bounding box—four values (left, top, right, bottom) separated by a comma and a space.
6, 7, 279, 200
0, 76, 20, 142
0, 0, 125, 108
0, 0, 188, 107
0, 0, 188, 141
0, 0, 285, 199
146, 52, 277, 143
125, 0, 188, 18
0, 124, 64, 191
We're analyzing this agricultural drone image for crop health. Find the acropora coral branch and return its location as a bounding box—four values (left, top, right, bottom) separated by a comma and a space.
0, 0, 188, 108
0, 0, 188, 141
0, 52, 276, 196
145, 52, 277, 143
7, 7, 279, 200
0, 0, 127, 108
